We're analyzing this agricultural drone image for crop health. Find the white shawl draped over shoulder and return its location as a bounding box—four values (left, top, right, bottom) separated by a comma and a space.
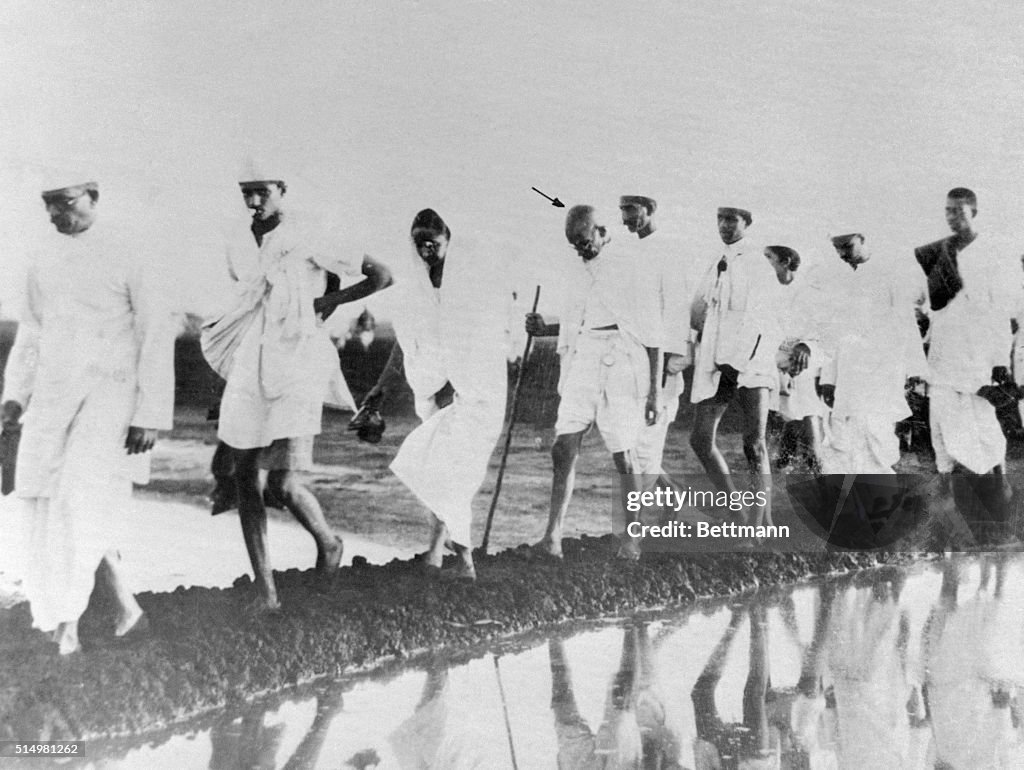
389, 236, 510, 421
205, 214, 359, 449
389, 234, 512, 547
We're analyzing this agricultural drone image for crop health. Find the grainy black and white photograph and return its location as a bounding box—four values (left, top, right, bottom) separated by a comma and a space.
2, 1, 1024, 767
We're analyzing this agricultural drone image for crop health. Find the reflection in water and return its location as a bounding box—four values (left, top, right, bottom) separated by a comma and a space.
924, 556, 1024, 769
691, 605, 775, 769
208, 684, 344, 770
54, 556, 1024, 769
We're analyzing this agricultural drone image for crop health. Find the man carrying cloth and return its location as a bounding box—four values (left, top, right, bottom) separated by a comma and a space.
618, 194, 695, 488
690, 206, 782, 528
915, 188, 1020, 543
1, 174, 175, 654
526, 205, 661, 560
203, 164, 392, 609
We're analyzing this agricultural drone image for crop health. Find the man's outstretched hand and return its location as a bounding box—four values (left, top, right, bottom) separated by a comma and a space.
125, 426, 158, 455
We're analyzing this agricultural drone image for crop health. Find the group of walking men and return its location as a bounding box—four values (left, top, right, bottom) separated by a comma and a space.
527, 187, 1021, 557
1, 167, 1018, 653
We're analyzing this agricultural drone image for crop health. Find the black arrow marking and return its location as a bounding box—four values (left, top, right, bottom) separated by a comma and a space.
531, 187, 565, 208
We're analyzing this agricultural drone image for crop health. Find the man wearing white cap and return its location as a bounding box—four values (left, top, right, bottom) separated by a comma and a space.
689, 206, 782, 527
525, 205, 661, 559
618, 194, 694, 484
1, 176, 175, 653
819, 232, 927, 474
203, 165, 392, 609
915, 188, 1020, 542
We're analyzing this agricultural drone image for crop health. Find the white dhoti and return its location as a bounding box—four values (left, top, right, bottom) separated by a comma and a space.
390, 395, 503, 548
930, 386, 1005, 474
2, 224, 175, 633
820, 413, 901, 475
16, 376, 140, 632
389, 233, 511, 550
778, 370, 824, 421
555, 330, 648, 453
635, 372, 682, 475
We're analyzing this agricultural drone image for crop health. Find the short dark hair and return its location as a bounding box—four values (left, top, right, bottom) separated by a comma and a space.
947, 187, 977, 212
766, 245, 800, 271
410, 208, 451, 240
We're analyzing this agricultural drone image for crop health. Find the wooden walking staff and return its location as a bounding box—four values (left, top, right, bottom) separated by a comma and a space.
482, 285, 541, 554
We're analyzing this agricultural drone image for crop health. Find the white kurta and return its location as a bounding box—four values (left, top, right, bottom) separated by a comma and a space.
819, 257, 927, 474
690, 237, 784, 403
926, 234, 1018, 474
389, 242, 511, 548
209, 215, 360, 449
1, 224, 175, 631
556, 241, 664, 392
627, 230, 695, 475
553, 241, 663, 452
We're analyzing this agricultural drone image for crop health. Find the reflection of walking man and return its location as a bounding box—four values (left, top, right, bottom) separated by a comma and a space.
548, 631, 644, 769
205, 166, 391, 609
691, 604, 776, 769
1, 176, 175, 654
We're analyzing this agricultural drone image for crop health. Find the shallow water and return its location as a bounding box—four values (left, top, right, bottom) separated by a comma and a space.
29, 554, 1023, 770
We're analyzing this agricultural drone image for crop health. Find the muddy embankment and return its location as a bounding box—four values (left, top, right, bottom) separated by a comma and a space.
0, 540, 918, 742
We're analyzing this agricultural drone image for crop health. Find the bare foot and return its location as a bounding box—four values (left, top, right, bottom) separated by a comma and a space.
317, 535, 344, 574
440, 562, 477, 582
615, 536, 642, 561
531, 537, 563, 560
114, 606, 146, 637
52, 622, 81, 656
247, 594, 282, 614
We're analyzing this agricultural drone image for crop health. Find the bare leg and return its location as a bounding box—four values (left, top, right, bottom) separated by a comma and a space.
234, 448, 279, 609
267, 469, 343, 574
98, 550, 144, 636
210, 441, 237, 514
536, 431, 585, 558
425, 517, 474, 577
689, 400, 737, 495
802, 415, 824, 474
449, 541, 475, 578
549, 638, 590, 732
425, 514, 447, 568
737, 387, 771, 527
52, 621, 80, 656
691, 607, 745, 738
612, 449, 643, 558
743, 604, 771, 754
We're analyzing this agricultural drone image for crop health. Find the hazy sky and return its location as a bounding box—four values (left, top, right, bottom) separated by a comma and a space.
3, 0, 1023, 320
